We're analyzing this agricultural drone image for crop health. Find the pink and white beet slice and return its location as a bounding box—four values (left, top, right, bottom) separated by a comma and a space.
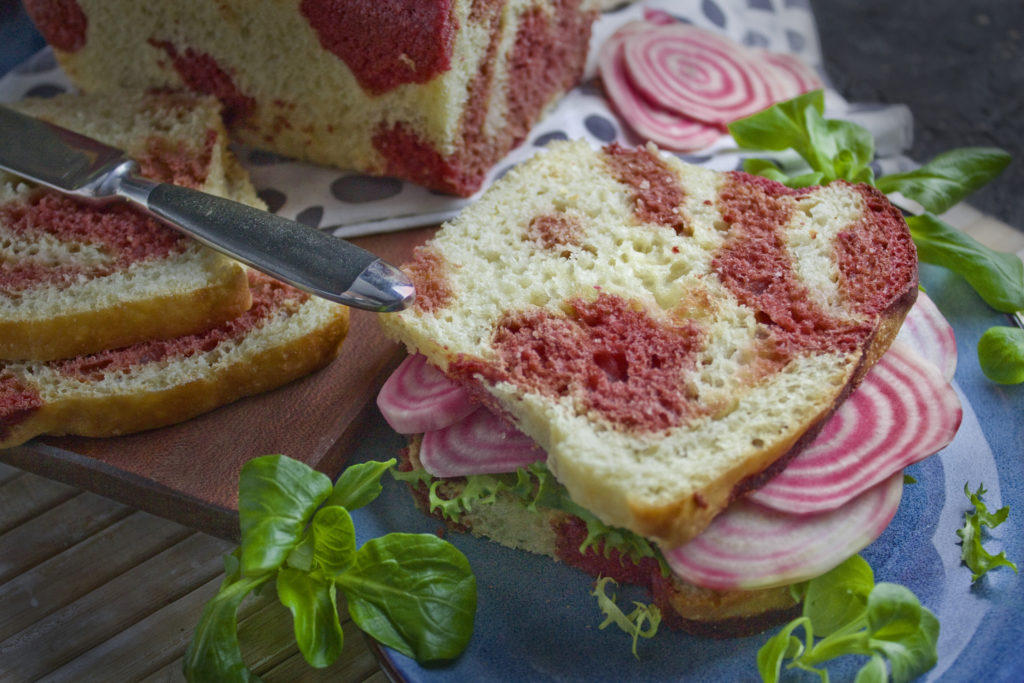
376, 353, 477, 434
895, 290, 957, 382
746, 339, 962, 514
598, 21, 723, 152
418, 407, 545, 478
663, 472, 905, 591
621, 23, 775, 126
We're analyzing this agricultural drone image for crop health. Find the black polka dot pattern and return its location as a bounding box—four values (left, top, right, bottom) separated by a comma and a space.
295, 206, 324, 228
258, 188, 287, 214
584, 114, 617, 142
330, 175, 403, 204
702, 0, 727, 28
533, 131, 569, 147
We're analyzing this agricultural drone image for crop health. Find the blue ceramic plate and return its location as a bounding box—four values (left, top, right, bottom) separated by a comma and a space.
350, 262, 1023, 682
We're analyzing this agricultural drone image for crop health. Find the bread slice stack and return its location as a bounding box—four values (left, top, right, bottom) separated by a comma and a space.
0, 91, 349, 448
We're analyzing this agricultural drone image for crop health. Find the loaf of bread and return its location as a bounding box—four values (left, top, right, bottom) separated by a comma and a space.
0, 90, 264, 362
0, 270, 349, 449
379, 139, 918, 549
24, 0, 602, 197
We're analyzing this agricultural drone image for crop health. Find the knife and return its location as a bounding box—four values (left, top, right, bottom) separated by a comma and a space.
0, 105, 415, 312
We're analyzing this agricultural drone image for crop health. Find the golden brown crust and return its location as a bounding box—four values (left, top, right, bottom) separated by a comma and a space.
627, 280, 918, 547
0, 268, 252, 362
0, 303, 348, 448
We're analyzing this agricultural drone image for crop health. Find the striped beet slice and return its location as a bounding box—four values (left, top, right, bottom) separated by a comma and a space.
896, 291, 957, 382
599, 22, 722, 152
747, 340, 961, 514
418, 407, 545, 477
376, 353, 477, 434
751, 50, 823, 101
621, 23, 774, 125
664, 473, 904, 591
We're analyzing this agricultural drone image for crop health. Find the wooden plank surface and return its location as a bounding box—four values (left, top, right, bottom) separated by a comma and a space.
0, 228, 434, 541
0, 459, 388, 682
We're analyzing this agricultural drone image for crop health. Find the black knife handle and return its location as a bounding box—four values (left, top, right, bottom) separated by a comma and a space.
116, 174, 414, 312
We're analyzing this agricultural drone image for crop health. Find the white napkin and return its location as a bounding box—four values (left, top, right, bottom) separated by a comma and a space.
0, 0, 916, 238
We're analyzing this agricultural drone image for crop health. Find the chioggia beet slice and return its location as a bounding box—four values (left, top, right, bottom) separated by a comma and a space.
598, 21, 723, 152
376, 353, 477, 434
418, 407, 545, 477
663, 472, 904, 591
621, 23, 774, 125
747, 340, 961, 514
895, 290, 957, 382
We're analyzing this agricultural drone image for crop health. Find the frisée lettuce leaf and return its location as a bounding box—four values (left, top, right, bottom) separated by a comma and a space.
958, 482, 1018, 582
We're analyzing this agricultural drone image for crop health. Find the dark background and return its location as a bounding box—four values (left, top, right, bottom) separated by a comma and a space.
810, 0, 1023, 231
2, 0, 1021, 231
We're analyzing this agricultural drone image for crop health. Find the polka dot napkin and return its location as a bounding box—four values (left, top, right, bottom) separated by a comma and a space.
0, 0, 915, 239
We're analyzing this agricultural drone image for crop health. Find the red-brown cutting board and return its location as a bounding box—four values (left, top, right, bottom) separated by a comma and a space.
0, 227, 435, 541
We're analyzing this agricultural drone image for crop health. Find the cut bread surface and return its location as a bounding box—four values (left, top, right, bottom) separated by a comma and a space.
380, 139, 918, 548
0, 90, 262, 361
0, 271, 349, 449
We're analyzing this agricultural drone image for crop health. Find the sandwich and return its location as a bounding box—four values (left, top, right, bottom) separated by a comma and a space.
375, 139, 962, 635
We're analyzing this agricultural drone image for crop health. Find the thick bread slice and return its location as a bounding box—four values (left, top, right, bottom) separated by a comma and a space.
379, 140, 918, 549
400, 438, 799, 637
0, 270, 348, 449
0, 90, 261, 361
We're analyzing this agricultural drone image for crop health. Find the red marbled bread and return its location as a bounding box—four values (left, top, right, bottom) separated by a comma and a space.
1, 90, 263, 361
0, 270, 348, 449
379, 139, 918, 550
24, 0, 603, 197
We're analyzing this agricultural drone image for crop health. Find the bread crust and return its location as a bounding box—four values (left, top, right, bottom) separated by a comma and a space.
630, 282, 918, 545
0, 269, 252, 362
0, 291, 349, 448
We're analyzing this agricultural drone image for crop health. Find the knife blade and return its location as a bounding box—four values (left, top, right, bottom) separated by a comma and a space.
0, 105, 415, 312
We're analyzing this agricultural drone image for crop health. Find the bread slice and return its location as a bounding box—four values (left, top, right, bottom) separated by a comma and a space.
399, 437, 800, 637
0, 270, 348, 449
0, 90, 261, 361
379, 140, 918, 549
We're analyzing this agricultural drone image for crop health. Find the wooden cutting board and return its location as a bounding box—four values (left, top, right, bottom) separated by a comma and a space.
0, 227, 434, 541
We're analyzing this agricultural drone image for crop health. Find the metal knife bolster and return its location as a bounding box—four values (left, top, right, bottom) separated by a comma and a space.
0, 104, 415, 312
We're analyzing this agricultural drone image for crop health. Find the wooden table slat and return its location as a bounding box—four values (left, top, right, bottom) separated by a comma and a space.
0, 462, 23, 485
257, 621, 382, 683
0, 510, 195, 642
0, 470, 79, 534
0, 532, 228, 681
37, 574, 228, 683
0, 491, 133, 583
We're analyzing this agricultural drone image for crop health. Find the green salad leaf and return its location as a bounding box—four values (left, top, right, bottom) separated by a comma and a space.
728, 92, 1021, 383
416, 462, 668, 573
590, 577, 661, 658
758, 555, 938, 683
339, 532, 477, 662
957, 483, 1018, 582
977, 326, 1024, 384
184, 455, 476, 682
